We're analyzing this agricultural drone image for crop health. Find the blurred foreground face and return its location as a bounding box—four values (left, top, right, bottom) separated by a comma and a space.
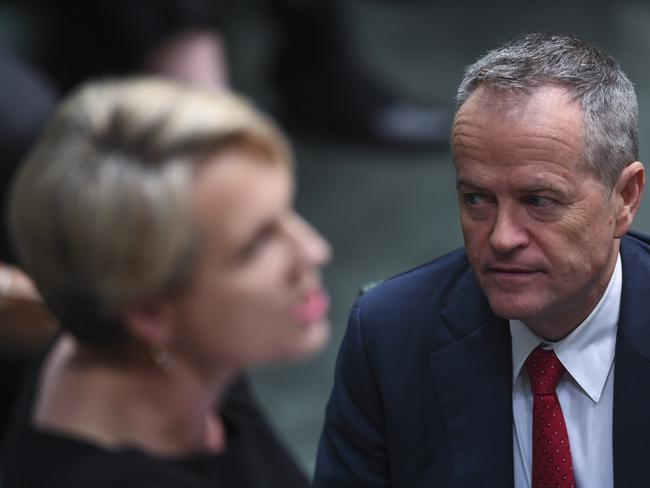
170, 146, 332, 374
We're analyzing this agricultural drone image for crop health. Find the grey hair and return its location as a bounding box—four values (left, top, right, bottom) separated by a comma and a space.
8, 77, 291, 345
456, 33, 638, 189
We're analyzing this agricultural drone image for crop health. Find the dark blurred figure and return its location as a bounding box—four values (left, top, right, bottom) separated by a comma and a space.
271, 1, 451, 147
12, 0, 450, 148
0, 51, 56, 262
0, 51, 59, 444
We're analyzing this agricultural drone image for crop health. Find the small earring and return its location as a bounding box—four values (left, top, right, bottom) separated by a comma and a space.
150, 345, 173, 370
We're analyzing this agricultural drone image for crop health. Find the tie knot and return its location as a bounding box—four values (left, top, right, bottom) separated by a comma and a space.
525, 347, 566, 395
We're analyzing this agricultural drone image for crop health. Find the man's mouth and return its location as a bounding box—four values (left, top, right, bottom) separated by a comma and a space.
485, 266, 542, 285
488, 266, 538, 274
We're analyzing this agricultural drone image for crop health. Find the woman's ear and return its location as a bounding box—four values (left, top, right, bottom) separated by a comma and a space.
614, 161, 645, 238
120, 299, 177, 348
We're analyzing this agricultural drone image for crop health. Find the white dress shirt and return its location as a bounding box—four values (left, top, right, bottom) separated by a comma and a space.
511, 254, 621, 488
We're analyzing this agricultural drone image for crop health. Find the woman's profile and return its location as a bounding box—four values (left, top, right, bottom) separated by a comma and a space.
2, 77, 331, 487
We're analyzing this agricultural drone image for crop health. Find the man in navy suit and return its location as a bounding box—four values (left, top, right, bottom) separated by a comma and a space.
315, 33, 649, 487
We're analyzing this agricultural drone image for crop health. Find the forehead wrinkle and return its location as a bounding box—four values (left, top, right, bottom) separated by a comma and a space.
452, 125, 583, 171
453, 114, 582, 148
456, 159, 579, 192
453, 84, 584, 139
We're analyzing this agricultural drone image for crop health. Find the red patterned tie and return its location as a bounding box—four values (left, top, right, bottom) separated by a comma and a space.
525, 347, 576, 488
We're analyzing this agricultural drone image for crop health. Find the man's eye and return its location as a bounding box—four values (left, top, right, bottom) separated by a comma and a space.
463, 193, 490, 206
524, 195, 557, 208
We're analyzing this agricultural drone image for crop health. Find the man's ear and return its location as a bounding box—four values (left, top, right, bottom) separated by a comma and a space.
120, 299, 177, 348
614, 161, 645, 238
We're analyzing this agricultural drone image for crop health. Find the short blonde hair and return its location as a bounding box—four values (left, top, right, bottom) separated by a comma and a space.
9, 77, 292, 344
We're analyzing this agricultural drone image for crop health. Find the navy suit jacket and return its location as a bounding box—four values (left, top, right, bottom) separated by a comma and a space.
314, 231, 650, 487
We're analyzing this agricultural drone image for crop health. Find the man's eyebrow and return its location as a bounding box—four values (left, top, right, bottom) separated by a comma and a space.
455, 178, 484, 190
518, 183, 568, 194
455, 179, 570, 194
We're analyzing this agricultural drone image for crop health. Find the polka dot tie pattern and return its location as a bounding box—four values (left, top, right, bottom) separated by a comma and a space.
525, 347, 576, 488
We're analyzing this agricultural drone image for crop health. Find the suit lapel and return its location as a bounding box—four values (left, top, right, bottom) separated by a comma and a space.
429, 272, 514, 487
613, 236, 650, 485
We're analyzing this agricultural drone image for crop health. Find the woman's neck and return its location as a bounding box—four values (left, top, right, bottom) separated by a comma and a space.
34, 334, 235, 456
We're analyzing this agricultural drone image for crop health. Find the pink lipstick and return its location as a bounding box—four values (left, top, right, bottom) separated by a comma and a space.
291, 289, 330, 326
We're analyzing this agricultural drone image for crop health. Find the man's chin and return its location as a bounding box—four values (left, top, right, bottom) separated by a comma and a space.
485, 293, 542, 323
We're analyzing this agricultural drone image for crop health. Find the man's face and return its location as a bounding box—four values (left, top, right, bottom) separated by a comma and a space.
452, 85, 622, 339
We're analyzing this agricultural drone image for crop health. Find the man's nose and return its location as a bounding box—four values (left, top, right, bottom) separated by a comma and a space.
488, 206, 529, 254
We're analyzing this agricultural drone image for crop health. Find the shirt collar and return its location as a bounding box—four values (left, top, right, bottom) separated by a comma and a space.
510, 253, 621, 403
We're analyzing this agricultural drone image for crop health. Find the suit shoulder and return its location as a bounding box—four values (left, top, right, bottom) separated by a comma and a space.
351, 248, 478, 349
358, 247, 471, 308
623, 230, 650, 254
